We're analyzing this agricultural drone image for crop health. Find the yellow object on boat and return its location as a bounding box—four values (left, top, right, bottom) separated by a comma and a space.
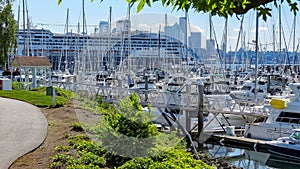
270, 99, 287, 109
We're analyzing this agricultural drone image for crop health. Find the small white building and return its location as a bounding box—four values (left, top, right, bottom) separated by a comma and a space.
11, 56, 52, 89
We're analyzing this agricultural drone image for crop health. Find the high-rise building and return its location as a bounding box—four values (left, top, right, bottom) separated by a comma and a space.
189, 32, 201, 57
179, 17, 187, 45
99, 21, 109, 33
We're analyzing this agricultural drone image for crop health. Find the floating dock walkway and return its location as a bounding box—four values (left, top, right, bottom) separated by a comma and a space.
206, 134, 267, 152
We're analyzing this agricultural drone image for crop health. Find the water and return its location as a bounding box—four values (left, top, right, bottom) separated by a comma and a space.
205, 144, 300, 169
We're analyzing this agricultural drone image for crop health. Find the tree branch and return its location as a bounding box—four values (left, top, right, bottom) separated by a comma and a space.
232, 0, 274, 14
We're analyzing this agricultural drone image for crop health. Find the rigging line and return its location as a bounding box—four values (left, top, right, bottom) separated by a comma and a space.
25, 0, 33, 56
58, 9, 69, 71
262, 3, 274, 49
282, 4, 292, 40
281, 28, 292, 67
286, 14, 296, 52
220, 18, 227, 64
281, 27, 294, 77
260, 18, 269, 51
210, 16, 223, 63
17, 0, 20, 31
292, 15, 297, 67
232, 15, 245, 68
270, 5, 277, 54
245, 10, 253, 49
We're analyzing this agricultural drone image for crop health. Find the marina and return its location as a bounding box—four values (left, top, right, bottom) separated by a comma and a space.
3, 0, 300, 168
205, 144, 300, 169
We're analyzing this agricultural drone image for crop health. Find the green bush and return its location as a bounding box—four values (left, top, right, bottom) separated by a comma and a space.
55, 145, 72, 152
48, 100, 64, 108
12, 81, 25, 90
119, 148, 213, 169
71, 122, 85, 132
30, 86, 46, 92
91, 94, 158, 163
90, 93, 183, 167
50, 134, 106, 169
50, 94, 213, 169
55, 87, 74, 100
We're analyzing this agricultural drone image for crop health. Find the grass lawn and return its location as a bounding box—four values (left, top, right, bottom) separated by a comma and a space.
0, 90, 69, 107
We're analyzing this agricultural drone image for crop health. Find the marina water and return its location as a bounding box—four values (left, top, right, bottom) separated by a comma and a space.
205, 144, 300, 169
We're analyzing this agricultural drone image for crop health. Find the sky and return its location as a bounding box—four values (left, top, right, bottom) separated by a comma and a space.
11, 0, 300, 52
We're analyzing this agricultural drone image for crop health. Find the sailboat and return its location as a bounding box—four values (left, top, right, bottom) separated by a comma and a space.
51, 8, 75, 86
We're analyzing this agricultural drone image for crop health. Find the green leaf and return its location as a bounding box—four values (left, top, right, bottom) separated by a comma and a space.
258, 7, 271, 21
137, 0, 146, 13
289, 2, 299, 15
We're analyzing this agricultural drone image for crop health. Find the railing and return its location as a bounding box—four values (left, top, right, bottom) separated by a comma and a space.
54, 82, 268, 119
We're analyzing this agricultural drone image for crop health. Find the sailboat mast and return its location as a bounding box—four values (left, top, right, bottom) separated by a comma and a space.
22, 0, 26, 56
109, 6, 112, 70
208, 13, 215, 68
65, 8, 69, 72
272, 24, 276, 64
292, 14, 296, 71
25, 0, 32, 56
279, 5, 282, 65
82, 0, 85, 34
16, 0, 21, 58
164, 14, 167, 70
254, 10, 259, 102
127, 3, 132, 71
209, 13, 212, 40
158, 24, 161, 69
185, 11, 188, 62
223, 18, 228, 69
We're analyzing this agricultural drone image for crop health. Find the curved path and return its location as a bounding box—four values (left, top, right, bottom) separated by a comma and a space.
0, 97, 48, 169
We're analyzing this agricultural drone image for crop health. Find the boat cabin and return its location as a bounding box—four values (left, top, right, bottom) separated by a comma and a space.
290, 129, 300, 141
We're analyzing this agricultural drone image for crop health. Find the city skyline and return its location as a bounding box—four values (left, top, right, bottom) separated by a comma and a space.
12, 0, 300, 52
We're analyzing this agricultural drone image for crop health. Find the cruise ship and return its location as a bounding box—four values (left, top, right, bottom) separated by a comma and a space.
14, 18, 212, 75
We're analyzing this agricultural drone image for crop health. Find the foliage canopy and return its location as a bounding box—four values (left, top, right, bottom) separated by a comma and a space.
58, 0, 299, 20
0, 0, 17, 69
50, 94, 213, 169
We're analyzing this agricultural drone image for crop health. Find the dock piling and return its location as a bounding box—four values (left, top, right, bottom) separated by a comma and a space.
198, 80, 204, 149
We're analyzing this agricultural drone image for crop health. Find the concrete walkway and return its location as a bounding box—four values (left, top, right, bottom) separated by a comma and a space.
0, 97, 48, 169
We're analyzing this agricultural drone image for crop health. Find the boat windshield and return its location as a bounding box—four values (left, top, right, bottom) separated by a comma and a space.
290, 131, 300, 140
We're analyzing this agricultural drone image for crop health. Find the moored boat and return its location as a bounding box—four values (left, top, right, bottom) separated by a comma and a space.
266, 129, 300, 160
244, 83, 300, 140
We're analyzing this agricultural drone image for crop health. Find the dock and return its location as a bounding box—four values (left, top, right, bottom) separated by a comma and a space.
206, 134, 267, 152
58, 81, 271, 154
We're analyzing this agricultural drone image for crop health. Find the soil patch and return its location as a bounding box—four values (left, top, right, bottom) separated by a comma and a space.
10, 103, 83, 169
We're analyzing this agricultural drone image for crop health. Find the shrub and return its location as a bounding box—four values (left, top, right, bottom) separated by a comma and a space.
50, 134, 106, 169
119, 147, 213, 169
30, 86, 46, 92
55, 87, 74, 100
12, 81, 25, 90
71, 122, 84, 132
50, 94, 213, 169
48, 100, 64, 108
